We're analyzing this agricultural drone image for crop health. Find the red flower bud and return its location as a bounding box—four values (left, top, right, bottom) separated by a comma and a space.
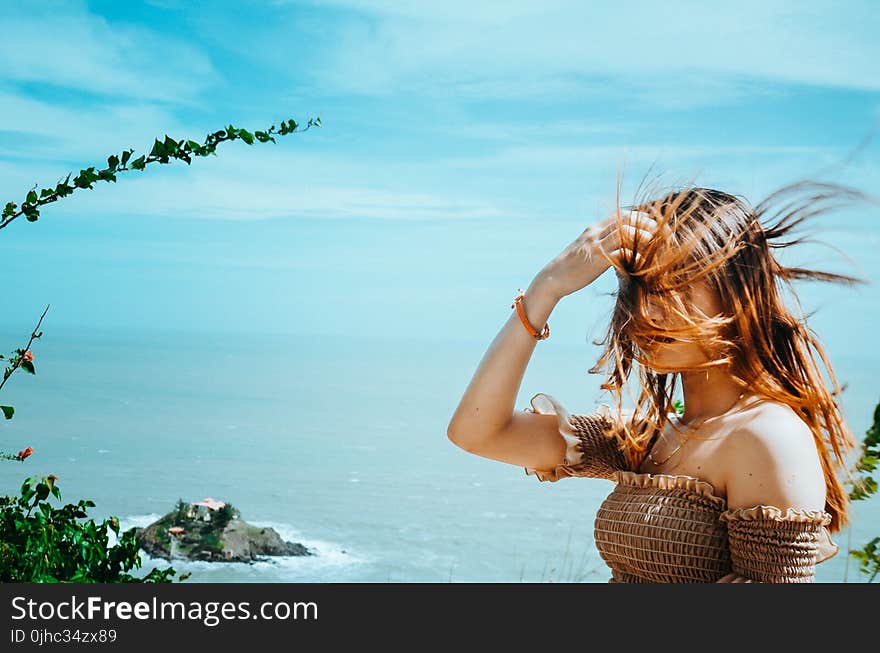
23, 350, 34, 363
17, 446, 34, 460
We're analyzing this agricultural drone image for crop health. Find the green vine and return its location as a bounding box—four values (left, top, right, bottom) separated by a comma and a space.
847, 399, 880, 581
1, 116, 320, 230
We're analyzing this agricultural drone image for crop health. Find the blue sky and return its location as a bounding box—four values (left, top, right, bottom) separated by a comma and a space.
1, 0, 879, 342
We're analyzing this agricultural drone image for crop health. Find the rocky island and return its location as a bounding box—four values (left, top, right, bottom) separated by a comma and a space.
134, 497, 314, 563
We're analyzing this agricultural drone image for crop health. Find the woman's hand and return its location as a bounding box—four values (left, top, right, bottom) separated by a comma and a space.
534, 210, 660, 301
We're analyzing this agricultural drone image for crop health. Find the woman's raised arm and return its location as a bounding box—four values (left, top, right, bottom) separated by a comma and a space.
446, 274, 566, 470
446, 211, 658, 471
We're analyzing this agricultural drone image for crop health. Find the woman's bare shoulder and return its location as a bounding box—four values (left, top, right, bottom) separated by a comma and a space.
731, 397, 812, 434
721, 398, 825, 511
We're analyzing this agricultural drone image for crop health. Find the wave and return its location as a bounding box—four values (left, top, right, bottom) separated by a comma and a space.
110, 514, 369, 582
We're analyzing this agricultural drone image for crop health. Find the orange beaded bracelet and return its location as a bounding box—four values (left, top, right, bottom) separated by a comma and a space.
511, 288, 550, 340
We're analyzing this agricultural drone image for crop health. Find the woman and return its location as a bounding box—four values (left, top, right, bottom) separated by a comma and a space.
447, 180, 867, 583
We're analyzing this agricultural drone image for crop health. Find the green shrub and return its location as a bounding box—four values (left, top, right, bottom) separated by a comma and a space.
213, 502, 236, 531
0, 475, 190, 583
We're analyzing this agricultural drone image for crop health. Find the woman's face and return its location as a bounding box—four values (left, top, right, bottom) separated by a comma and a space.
642, 278, 724, 371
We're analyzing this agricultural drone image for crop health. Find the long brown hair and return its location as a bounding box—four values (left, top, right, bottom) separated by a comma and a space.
590, 174, 872, 533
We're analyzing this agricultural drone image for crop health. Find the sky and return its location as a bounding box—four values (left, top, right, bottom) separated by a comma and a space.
1, 0, 879, 343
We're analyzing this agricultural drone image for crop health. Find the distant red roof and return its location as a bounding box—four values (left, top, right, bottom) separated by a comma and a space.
192, 497, 226, 511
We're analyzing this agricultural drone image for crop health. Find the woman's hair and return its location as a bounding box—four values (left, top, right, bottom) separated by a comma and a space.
590, 173, 872, 533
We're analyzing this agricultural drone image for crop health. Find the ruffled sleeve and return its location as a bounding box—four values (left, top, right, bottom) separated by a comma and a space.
719, 506, 838, 583
522, 392, 629, 482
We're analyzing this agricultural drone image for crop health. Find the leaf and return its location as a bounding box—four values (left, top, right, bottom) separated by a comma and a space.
0, 405, 14, 419
150, 139, 166, 157
26, 190, 37, 204
239, 129, 255, 145
856, 455, 879, 473
107, 154, 119, 170
130, 155, 146, 171
121, 149, 133, 166
20, 360, 35, 374
163, 135, 179, 155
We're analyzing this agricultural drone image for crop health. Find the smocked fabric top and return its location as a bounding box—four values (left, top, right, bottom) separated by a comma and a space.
523, 392, 839, 583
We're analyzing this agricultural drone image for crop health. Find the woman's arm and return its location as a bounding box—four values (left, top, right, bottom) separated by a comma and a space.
446, 210, 659, 471
446, 274, 568, 471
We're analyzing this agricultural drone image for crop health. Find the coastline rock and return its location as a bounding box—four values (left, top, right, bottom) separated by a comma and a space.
134, 499, 314, 563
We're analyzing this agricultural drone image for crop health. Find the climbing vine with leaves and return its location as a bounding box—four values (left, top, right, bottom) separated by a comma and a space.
1, 117, 319, 229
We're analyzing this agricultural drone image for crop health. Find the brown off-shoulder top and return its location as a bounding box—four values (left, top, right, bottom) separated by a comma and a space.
523, 392, 839, 583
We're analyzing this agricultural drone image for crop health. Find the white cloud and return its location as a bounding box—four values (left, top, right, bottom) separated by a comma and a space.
0, 1, 218, 103
443, 143, 834, 169
427, 118, 629, 141
2, 0, 875, 228
0, 92, 190, 163
283, 0, 880, 101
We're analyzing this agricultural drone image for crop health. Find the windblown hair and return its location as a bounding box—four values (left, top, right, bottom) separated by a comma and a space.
590, 174, 871, 533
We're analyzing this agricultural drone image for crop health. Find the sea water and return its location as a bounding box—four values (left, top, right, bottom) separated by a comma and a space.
0, 322, 877, 584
